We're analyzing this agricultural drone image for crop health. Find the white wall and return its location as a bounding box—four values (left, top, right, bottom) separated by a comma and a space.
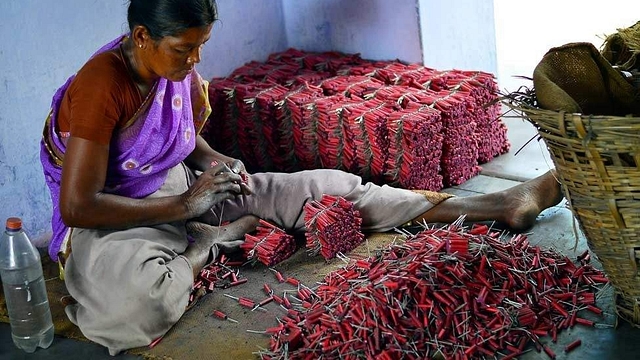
419, 0, 498, 74
494, 0, 640, 92
282, 0, 423, 64
201, 0, 287, 79
282, 0, 498, 74
0, 1, 126, 245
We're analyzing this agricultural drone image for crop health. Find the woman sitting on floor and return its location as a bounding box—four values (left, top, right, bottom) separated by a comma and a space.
40, 0, 563, 354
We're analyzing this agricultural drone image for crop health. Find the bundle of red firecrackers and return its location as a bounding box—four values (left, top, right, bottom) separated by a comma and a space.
273, 83, 324, 171
304, 194, 365, 261
258, 223, 609, 359
202, 48, 510, 190
241, 219, 296, 267
238, 196, 365, 265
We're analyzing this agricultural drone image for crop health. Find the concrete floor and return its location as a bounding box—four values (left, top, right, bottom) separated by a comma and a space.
3, 116, 640, 359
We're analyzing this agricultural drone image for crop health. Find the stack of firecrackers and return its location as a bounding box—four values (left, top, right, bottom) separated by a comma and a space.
201, 48, 510, 190
272, 83, 325, 172
238, 195, 365, 266
240, 219, 296, 267
236, 83, 290, 172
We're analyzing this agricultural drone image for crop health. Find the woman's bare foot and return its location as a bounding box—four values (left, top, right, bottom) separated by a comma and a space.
413, 170, 564, 231
499, 170, 564, 230
186, 215, 260, 251
182, 215, 261, 279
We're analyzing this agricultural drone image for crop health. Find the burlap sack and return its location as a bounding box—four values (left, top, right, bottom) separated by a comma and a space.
533, 42, 640, 115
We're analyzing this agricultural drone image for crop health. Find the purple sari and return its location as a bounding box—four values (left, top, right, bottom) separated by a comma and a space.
40, 35, 211, 261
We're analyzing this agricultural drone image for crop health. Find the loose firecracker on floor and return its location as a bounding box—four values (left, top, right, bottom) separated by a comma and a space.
188, 255, 247, 307
258, 221, 609, 360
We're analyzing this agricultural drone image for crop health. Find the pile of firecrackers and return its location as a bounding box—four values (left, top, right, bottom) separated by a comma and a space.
178, 49, 606, 359
181, 219, 609, 359
201, 48, 510, 191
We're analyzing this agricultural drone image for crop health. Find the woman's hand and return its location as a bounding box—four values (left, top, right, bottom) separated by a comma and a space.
225, 159, 252, 195
182, 162, 244, 217
185, 136, 252, 195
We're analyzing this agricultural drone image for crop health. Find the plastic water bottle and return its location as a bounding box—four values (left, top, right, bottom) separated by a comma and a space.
0, 217, 54, 352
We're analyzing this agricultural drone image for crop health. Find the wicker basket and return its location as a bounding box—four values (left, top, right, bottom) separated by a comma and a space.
512, 105, 640, 326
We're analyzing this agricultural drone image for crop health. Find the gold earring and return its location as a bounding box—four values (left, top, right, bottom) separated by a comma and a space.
139, 44, 143, 49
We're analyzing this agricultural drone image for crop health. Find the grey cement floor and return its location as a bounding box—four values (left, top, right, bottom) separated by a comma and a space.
3, 117, 640, 359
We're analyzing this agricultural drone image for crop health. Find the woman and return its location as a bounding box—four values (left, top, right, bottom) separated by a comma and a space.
40, 0, 562, 354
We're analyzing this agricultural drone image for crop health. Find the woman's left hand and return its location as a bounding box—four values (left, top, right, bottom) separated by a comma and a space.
214, 158, 252, 195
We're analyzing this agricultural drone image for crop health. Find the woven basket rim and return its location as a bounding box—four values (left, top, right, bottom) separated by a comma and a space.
505, 102, 640, 138
506, 102, 640, 121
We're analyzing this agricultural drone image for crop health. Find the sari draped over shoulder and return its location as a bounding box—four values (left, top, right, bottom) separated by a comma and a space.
40, 35, 211, 262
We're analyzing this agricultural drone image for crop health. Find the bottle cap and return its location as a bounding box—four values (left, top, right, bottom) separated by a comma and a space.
6, 217, 22, 230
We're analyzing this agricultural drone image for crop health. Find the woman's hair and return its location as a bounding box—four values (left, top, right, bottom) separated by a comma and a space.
127, 0, 218, 40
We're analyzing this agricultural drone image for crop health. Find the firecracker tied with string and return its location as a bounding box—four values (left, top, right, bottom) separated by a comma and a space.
240, 219, 296, 267
303, 194, 365, 261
